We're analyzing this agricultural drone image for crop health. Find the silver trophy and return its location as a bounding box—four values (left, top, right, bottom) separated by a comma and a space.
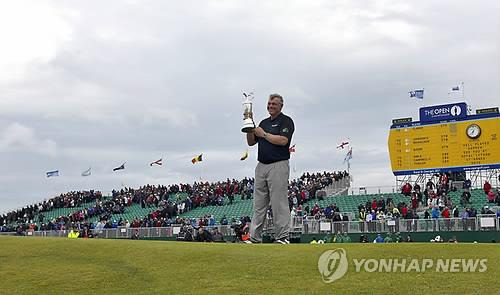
241, 92, 256, 133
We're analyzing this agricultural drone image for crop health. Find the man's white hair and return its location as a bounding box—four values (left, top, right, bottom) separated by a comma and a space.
269, 93, 284, 105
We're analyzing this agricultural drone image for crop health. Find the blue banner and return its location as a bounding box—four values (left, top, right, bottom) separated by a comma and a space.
46, 170, 59, 177
419, 102, 467, 122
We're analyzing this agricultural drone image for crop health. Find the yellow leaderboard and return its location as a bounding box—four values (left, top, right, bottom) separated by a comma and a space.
388, 116, 500, 175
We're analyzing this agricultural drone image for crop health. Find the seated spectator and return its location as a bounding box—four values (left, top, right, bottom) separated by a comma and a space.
431, 206, 440, 219
401, 182, 412, 196
196, 227, 212, 242
411, 193, 418, 210
373, 234, 384, 243
176, 226, 193, 242
234, 221, 249, 243
371, 198, 377, 211
482, 206, 495, 215
424, 209, 430, 219
488, 191, 496, 203
483, 181, 492, 195
131, 229, 139, 240
67, 229, 79, 239
342, 232, 351, 243
463, 179, 472, 191
414, 182, 421, 193
333, 232, 343, 243
441, 207, 450, 219
460, 191, 471, 206
220, 216, 228, 225
211, 228, 224, 243
81, 227, 93, 238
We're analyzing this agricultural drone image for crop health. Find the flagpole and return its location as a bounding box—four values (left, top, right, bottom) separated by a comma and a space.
461, 81, 472, 115
462, 82, 465, 100
421, 88, 425, 108
201, 160, 204, 182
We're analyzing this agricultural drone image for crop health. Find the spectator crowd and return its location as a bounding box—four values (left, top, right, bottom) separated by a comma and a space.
0, 171, 349, 238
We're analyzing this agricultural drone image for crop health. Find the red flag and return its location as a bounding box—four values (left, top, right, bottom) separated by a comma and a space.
336, 141, 349, 149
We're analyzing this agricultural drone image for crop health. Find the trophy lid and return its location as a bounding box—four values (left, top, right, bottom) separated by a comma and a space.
242, 92, 254, 103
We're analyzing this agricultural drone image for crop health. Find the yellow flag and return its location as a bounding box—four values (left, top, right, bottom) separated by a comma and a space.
191, 154, 203, 164
240, 150, 249, 161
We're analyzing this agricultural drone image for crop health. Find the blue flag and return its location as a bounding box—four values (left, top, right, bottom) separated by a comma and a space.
409, 89, 424, 99
46, 170, 59, 177
343, 148, 352, 164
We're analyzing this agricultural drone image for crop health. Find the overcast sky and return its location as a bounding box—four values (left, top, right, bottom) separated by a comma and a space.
1, 0, 499, 213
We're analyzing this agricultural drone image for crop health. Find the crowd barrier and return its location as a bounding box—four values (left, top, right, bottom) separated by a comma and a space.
3, 215, 498, 239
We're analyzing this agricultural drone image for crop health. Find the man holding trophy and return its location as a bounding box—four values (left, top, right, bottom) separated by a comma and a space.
242, 93, 295, 244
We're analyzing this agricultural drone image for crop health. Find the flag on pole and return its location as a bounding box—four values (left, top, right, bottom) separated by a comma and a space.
336, 141, 349, 149
240, 150, 249, 161
451, 86, 460, 91
150, 158, 162, 166
343, 148, 352, 164
113, 163, 126, 171
81, 167, 91, 176
46, 170, 59, 177
191, 154, 203, 164
289, 144, 296, 153
409, 89, 424, 99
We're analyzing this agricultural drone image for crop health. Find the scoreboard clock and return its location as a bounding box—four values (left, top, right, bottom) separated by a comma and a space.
466, 124, 481, 139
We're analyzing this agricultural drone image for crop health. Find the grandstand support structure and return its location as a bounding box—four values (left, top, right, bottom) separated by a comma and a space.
395, 174, 433, 191
324, 176, 351, 196
467, 169, 500, 188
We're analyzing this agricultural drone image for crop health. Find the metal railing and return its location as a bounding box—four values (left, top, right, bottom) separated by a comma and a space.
0, 224, 235, 239
349, 186, 398, 195
2, 216, 498, 239
296, 216, 500, 235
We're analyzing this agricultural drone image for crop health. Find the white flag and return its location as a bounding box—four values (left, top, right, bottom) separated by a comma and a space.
81, 167, 91, 176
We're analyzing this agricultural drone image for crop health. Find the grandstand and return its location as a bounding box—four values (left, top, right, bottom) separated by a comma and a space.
179, 196, 252, 221
1, 164, 498, 243
2, 179, 496, 226
28, 188, 491, 227
36, 201, 97, 222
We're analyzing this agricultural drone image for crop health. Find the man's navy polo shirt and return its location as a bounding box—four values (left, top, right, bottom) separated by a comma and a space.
257, 113, 295, 164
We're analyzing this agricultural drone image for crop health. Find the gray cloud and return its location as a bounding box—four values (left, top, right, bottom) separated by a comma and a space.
0, 0, 499, 213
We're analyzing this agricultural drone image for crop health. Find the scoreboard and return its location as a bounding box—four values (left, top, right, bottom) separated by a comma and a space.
388, 103, 500, 176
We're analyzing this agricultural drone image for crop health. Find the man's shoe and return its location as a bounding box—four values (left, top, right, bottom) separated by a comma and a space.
243, 240, 253, 244
273, 238, 290, 244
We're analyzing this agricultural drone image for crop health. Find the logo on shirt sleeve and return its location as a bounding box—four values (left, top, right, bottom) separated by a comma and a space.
282, 128, 289, 133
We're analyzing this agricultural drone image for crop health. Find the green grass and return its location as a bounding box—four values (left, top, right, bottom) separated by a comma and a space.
1, 236, 499, 295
